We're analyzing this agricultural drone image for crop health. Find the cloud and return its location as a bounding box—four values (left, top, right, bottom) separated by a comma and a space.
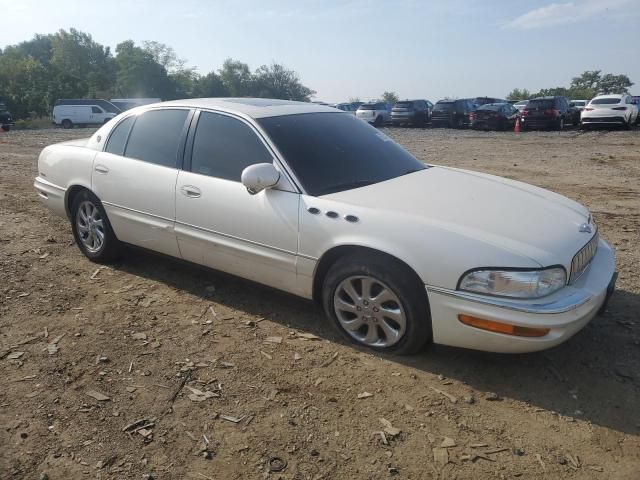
505, 0, 632, 30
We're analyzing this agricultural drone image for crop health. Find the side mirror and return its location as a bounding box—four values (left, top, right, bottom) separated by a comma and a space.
241, 163, 280, 195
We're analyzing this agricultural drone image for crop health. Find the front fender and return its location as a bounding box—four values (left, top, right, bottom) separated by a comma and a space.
299, 195, 539, 289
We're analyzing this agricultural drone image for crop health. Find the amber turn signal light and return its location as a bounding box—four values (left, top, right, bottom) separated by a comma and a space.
458, 315, 550, 338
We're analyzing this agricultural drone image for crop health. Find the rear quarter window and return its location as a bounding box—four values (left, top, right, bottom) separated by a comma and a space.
124, 109, 189, 168
105, 116, 135, 156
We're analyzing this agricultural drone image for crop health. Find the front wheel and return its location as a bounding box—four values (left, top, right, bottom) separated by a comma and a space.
322, 253, 431, 355
71, 190, 121, 262
556, 117, 565, 131
61, 119, 73, 129
374, 115, 383, 127
1, 125, 10, 132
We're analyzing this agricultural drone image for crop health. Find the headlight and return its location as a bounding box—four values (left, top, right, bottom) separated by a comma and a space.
459, 267, 566, 299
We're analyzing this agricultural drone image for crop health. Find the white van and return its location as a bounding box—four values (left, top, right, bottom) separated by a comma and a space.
52, 105, 116, 129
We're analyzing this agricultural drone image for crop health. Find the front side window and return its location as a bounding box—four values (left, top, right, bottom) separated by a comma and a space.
190, 111, 272, 181
92, 106, 102, 114
258, 112, 427, 196
124, 109, 189, 168
105, 116, 135, 155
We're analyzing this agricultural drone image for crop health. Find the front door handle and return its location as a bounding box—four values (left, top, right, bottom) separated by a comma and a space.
94, 165, 109, 174
180, 185, 201, 198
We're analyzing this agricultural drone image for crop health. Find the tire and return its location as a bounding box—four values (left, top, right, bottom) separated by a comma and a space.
322, 252, 432, 355
556, 117, 565, 131
71, 190, 121, 263
61, 119, 73, 129
1, 125, 10, 132
374, 115, 383, 127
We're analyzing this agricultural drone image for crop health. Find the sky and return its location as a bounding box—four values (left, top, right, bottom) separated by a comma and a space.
2, 0, 639, 102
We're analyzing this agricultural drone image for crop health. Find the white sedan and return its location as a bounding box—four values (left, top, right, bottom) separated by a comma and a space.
34, 98, 616, 355
581, 94, 638, 128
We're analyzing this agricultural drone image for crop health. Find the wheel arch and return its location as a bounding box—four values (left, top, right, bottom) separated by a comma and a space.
64, 184, 93, 219
311, 244, 426, 305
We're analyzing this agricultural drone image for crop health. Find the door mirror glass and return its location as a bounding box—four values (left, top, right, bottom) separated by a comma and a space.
241, 163, 280, 195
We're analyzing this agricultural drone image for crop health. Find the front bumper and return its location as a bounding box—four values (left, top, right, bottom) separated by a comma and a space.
426, 238, 616, 353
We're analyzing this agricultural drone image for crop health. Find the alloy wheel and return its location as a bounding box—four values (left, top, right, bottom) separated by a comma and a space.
76, 200, 105, 253
333, 275, 407, 348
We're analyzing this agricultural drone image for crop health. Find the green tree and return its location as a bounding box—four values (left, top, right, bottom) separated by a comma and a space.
506, 88, 531, 101
218, 58, 253, 97
115, 40, 172, 98
597, 73, 633, 94
194, 71, 229, 97
381, 91, 399, 105
252, 62, 314, 101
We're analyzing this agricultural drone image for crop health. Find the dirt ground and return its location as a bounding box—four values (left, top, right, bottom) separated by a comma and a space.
1, 126, 639, 480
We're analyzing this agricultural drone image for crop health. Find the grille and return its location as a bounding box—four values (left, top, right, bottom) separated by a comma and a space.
570, 232, 598, 282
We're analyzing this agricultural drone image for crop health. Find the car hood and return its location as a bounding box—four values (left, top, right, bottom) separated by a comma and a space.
322, 167, 592, 269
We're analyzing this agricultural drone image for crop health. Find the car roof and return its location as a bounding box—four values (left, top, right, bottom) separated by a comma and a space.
147, 97, 337, 119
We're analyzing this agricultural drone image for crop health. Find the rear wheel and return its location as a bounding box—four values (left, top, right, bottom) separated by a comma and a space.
555, 117, 565, 131
71, 190, 121, 262
374, 115, 383, 127
61, 119, 73, 129
1, 125, 9, 132
322, 252, 431, 355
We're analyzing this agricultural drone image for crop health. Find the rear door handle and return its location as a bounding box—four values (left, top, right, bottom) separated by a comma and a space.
94, 165, 109, 174
180, 185, 201, 198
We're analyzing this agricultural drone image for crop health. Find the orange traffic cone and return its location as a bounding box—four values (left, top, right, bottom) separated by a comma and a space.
514, 117, 521, 133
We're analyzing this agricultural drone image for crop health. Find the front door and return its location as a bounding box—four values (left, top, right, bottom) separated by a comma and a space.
92, 108, 191, 257
175, 110, 300, 294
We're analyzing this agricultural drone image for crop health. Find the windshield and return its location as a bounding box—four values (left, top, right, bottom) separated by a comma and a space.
258, 112, 427, 196
572, 100, 586, 107
434, 102, 453, 111
359, 104, 376, 110
394, 101, 413, 108
591, 97, 621, 105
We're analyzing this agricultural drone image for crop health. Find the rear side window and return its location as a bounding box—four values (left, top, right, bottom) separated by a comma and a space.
124, 109, 189, 168
190, 112, 272, 181
105, 116, 135, 155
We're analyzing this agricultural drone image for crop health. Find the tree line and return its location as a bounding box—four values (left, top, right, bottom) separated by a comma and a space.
0, 29, 315, 119
507, 70, 633, 101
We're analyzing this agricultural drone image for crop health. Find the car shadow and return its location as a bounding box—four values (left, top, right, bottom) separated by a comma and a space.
115, 246, 639, 436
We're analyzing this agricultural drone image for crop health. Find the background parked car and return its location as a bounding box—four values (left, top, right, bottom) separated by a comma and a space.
470, 103, 519, 131
513, 100, 529, 112
581, 94, 638, 129
332, 102, 357, 114
391, 99, 433, 126
0, 102, 15, 131
54, 98, 121, 114
356, 102, 391, 126
431, 99, 475, 128
520, 96, 576, 131
53, 104, 116, 129
570, 99, 588, 111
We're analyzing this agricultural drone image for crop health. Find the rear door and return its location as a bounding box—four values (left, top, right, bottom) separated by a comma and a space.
92, 108, 192, 257
174, 110, 301, 294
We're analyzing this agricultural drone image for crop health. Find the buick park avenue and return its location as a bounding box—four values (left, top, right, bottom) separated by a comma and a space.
35, 98, 616, 355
